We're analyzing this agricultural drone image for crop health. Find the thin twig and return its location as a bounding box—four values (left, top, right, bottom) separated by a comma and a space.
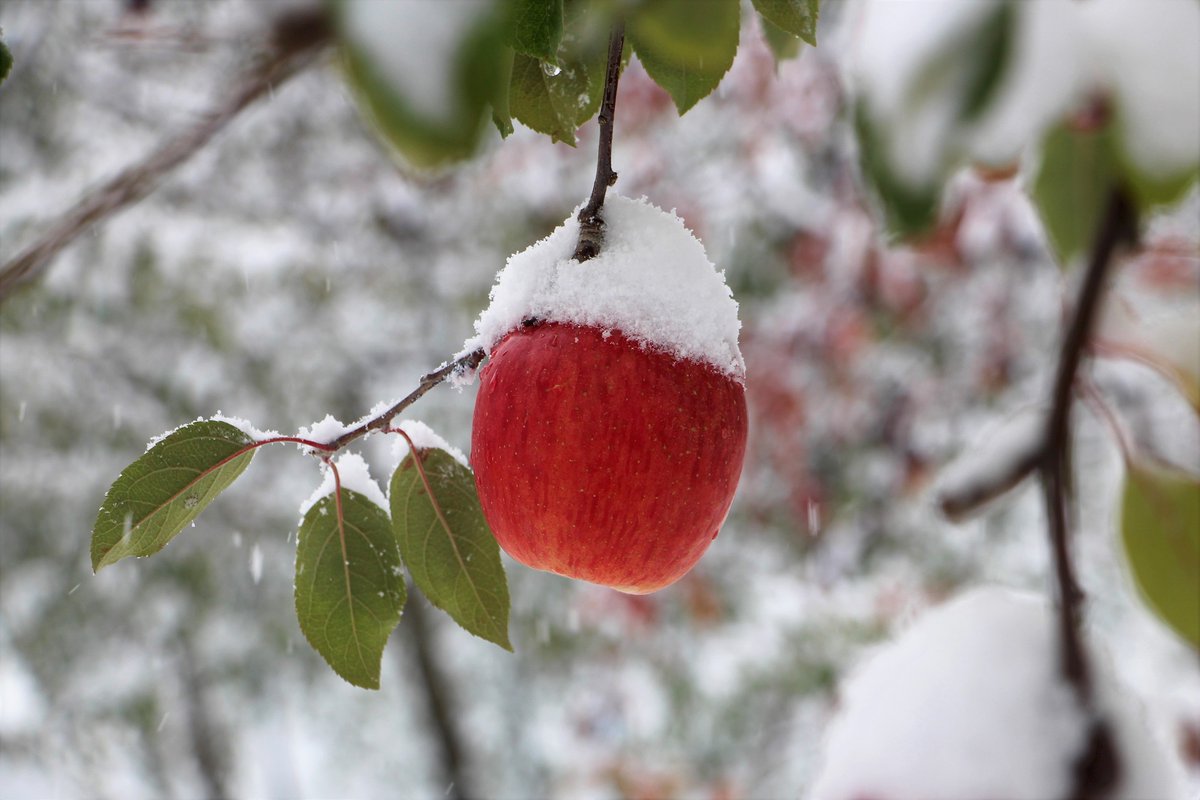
573, 22, 626, 262
0, 8, 333, 304
321, 348, 485, 453
1039, 187, 1136, 799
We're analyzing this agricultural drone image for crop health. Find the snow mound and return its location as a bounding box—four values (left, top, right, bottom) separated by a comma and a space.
465, 195, 744, 379
299, 453, 388, 517
390, 420, 468, 469
809, 586, 1184, 800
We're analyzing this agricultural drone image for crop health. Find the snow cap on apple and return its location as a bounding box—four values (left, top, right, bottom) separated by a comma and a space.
467, 195, 748, 594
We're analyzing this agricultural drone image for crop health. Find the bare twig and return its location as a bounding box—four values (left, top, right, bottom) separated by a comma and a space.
322, 348, 485, 452
573, 22, 626, 262
1039, 187, 1136, 799
0, 8, 333, 304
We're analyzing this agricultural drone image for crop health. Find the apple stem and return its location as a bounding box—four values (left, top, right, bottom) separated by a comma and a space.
1039, 186, 1135, 798
573, 21, 627, 263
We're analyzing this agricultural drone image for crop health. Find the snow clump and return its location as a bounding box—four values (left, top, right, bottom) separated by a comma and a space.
299, 453, 388, 517
465, 195, 744, 379
809, 586, 1185, 800
390, 419, 468, 469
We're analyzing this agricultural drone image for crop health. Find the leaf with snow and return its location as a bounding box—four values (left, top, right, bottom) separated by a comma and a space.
92, 420, 256, 571
752, 0, 819, 46
851, 0, 1017, 237
390, 448, 511, 651
628, 0, 740, 115
295, 486, 406, 690
507, 0, 563, 64
336, 0, 506, 167
1032, 122, 1120, 266
1121, 467, 1200, 650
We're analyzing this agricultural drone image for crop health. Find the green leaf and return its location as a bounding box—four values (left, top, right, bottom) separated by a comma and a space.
336, 1, 506, 167
628, 0, 740, 114
492, 46, 516, 138
1032, 122, 1120, 265
510, 50, 602, 145
760, 16, 803, 65
92, 420, 256, 572
508, 0, 564, 63
1121, 468, 1200, 649
854, 100, 939, 238
751, 0, 819, 46
295, 488, 406, 689
390, 448, 511, 651
0, 37, 13, 86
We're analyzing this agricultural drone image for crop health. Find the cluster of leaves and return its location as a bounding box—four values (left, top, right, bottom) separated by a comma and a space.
338, 0, 818, 164
91, 419, 511, 688
854, 1, 1199, 650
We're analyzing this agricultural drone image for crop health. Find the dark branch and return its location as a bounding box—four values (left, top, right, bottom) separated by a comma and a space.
0, 8, 333, 304
322, 348, 485, 452
573, 22, 626, 262
1039, 187, 1136, 799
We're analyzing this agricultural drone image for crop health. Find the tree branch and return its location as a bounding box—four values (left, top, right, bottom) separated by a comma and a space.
573, 22, 626, 262
1039, 187, 1136, 799
321, 348, 485, 452
0, 7, 333, 304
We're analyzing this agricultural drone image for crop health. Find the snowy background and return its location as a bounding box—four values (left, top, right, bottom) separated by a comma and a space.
1, 1, 1197, 798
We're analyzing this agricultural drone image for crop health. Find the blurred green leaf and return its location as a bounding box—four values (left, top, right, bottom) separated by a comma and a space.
628, 0, 740, 114
760, 16, 802, 65
337, 1, 505, 167
510, 50, 601, 144
0, 37, 13, 86
493, 46, 516, 137
854, 101, 939, 238
751, 0, 819, 46
390, 448, 511, 651
1032, 122, 1120, 265
508, 0, 564, 63
295, 488, 406, 689
92, 421, 256, 571
1121, 468, 1200, 650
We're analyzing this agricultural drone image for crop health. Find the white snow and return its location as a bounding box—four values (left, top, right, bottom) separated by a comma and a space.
1084, 0, 1200, 179
298, 453, 388, 517
390, 419, 469, 468
853, 0, 1200, 189
808, 586, 1185, 800
340, 0, 485, 126
211, 413, 280, 443
966, 0, 1088, 167
465, 195, 745, 378
852, 0, 1004, 187
297, 414, 351, 448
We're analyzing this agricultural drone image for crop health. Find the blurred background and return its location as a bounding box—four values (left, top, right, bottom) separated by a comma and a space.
1, 1, 1197, 798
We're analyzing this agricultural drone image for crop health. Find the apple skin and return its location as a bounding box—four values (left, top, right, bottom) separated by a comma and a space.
471, 322, 748, 594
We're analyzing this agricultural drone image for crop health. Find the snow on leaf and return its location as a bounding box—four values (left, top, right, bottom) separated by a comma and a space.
294, 487, 405, 690
91, 420, 256, 571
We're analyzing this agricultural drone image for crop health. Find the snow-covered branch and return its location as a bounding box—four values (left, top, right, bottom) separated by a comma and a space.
0, 7, 332, 303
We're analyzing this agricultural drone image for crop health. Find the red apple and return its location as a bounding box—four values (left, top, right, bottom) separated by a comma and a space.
471, 322, 748, 593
